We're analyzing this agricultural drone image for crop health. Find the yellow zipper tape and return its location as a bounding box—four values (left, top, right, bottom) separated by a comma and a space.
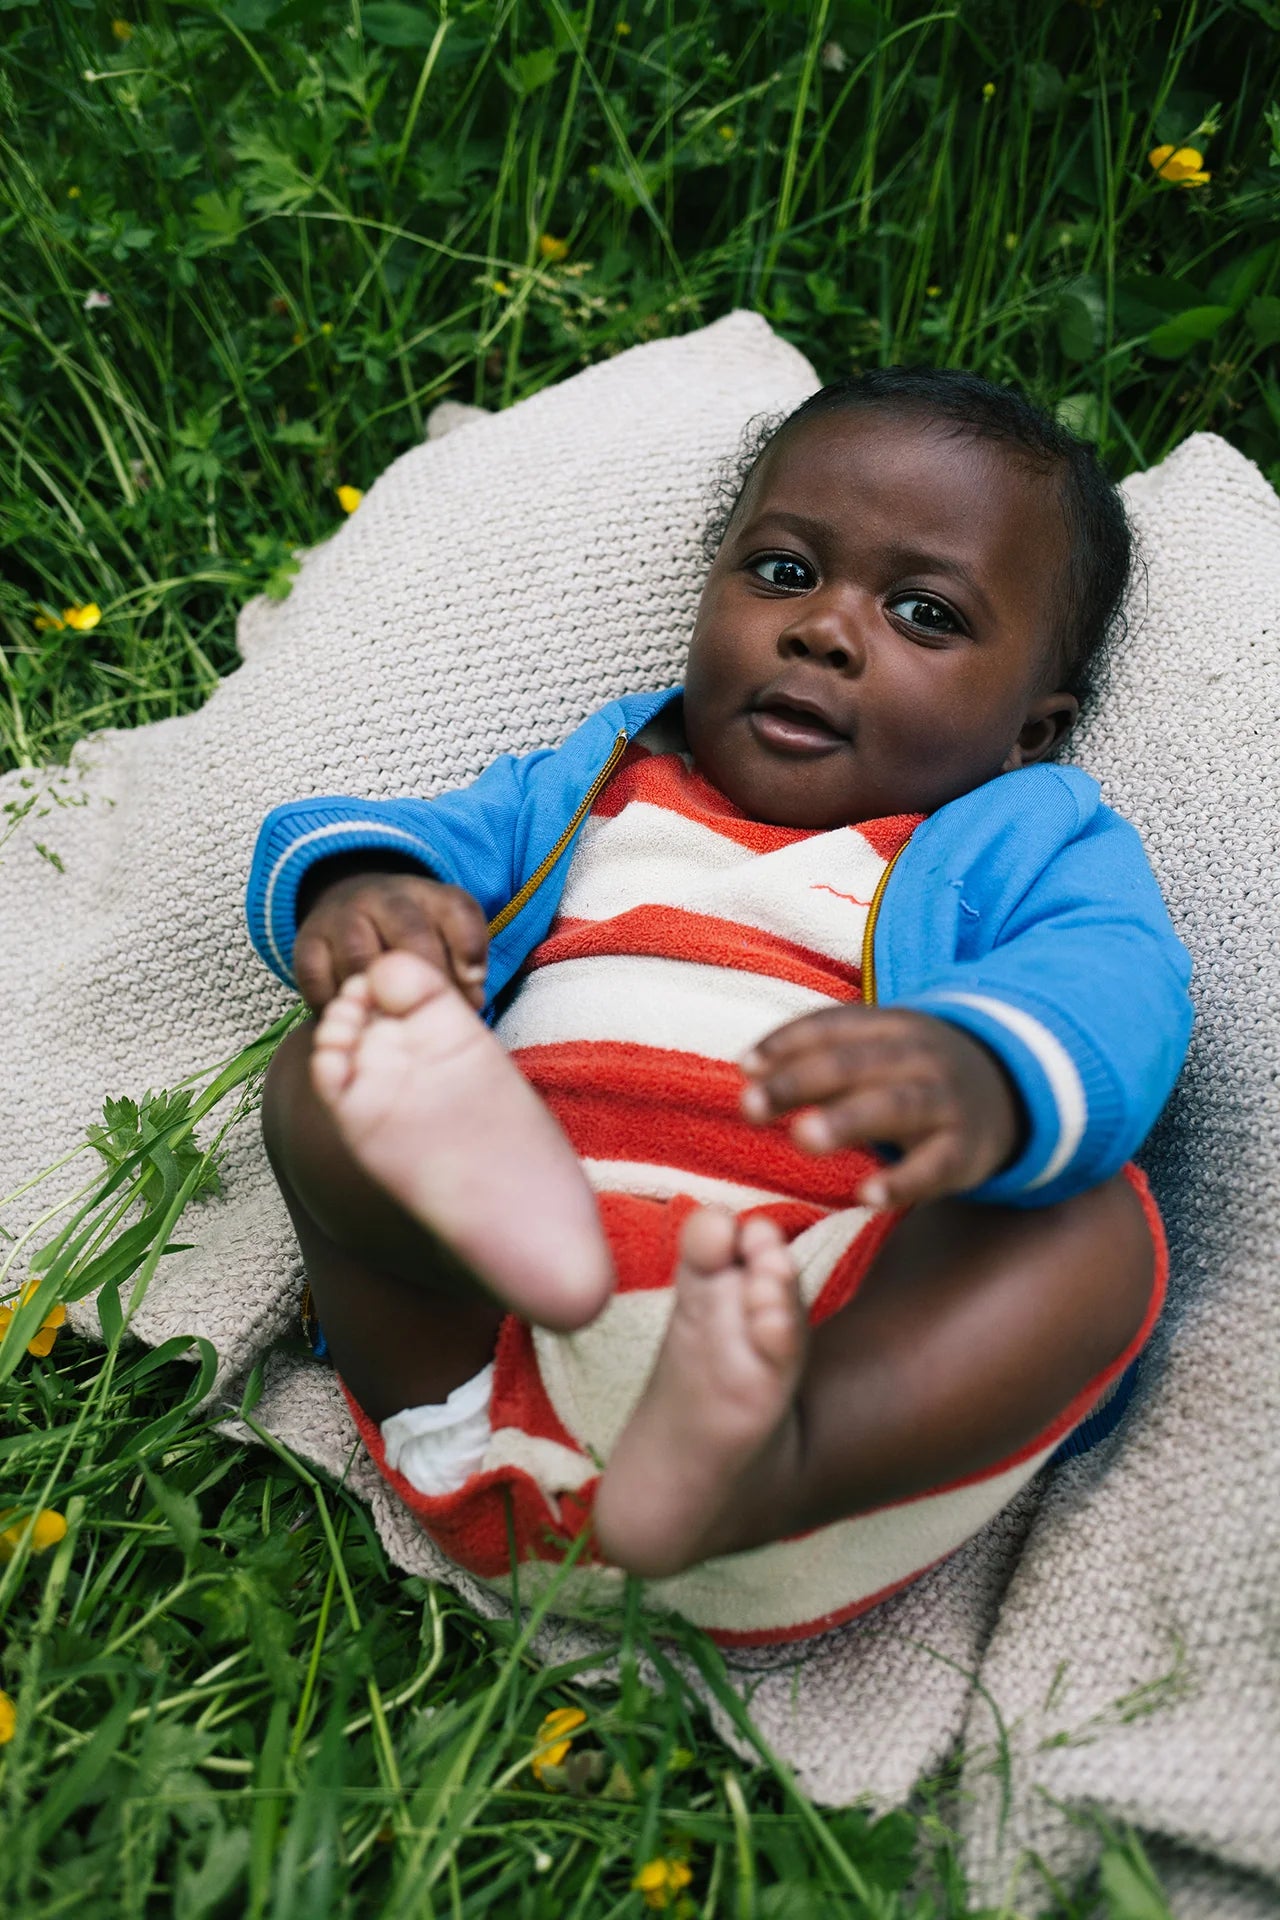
486, 731, 630, 939
859, 842, 907, 1007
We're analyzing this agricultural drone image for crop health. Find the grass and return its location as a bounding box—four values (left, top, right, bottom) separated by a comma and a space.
1, 0, 1277, 1910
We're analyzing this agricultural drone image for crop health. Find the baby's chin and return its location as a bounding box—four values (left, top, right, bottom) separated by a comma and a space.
696, 752, 896, 830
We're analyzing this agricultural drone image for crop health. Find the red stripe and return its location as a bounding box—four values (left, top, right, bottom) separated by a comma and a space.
592, 749, 922, 866
514, 1040, 882, 1207
591, 748, 821, 854
525, 905, 862, 1000
855, 813, 925, 862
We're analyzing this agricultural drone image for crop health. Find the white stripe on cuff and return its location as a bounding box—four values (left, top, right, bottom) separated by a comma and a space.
262, 821, 436, 980
930, 991, 1087, 1190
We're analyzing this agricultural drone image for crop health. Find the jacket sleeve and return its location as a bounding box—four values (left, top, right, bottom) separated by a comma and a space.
245, 745, 558, 990
878, 771, 1194, 1207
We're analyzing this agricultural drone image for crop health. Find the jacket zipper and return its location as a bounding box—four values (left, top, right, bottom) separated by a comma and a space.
486, 730, 630, 939
860, 843, 907, 1007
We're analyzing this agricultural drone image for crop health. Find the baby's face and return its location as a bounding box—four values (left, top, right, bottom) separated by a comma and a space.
683, 410, 1076, 827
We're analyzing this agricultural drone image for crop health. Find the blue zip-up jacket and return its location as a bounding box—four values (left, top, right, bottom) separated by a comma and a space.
246, 687, 1193, 1209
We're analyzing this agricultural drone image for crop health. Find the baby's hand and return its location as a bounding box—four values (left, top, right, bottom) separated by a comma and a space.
292, 862, 489, 1013
740, 1006, 1021, 1208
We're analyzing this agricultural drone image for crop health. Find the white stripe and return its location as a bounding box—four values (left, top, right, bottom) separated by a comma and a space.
559, 804, 887, 964
469, 1443, 1057, 1638
496, 952, 837, 1062
261, 821, 435, 980
930, 992, 1087, 1190
581, 1158, 801, 1213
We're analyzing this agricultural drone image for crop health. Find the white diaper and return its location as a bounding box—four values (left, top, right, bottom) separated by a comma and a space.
379, 1364, 495, 1497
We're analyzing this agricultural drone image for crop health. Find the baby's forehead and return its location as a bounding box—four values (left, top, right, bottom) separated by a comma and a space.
750, 410, 1063, 553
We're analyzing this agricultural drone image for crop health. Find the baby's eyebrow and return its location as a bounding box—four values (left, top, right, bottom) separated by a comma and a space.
866, 543, 994, 620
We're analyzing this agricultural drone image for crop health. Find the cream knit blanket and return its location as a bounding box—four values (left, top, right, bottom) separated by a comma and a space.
1, 314, 1276, 1915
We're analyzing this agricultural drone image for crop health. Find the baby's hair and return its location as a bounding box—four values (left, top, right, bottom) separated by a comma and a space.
703, 366, 1133, 707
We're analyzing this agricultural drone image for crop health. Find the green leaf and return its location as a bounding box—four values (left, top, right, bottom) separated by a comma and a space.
1098, 1839, 1172, 1919
177, 1823, 251, 1920
1207, 245, 1275, 312
1026, 61, 1066, 115
143, 1468, 202, 1555
1246, 296, 1280, 350
362, 2, 439, 46
190, 189, 244, 248
1056, 392, 1101, 442
1057, 278, 1105, 362
503, 47, 558, 96
273, 418, 326, 448
32, 1686, 138, 1849
1147, 304, 1233, 360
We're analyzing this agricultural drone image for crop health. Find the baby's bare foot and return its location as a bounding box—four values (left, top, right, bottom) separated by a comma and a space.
593, 1208, 806, 1578
310, 951, 613, 1331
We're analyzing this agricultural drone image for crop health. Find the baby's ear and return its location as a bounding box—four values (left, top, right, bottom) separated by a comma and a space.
1002, 692, 1079, 770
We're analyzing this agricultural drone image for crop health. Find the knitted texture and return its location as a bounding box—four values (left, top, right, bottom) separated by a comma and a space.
0, 314, 1275, 1909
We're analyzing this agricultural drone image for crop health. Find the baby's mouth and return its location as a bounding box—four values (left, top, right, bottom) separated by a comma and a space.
749, 693, 851, 755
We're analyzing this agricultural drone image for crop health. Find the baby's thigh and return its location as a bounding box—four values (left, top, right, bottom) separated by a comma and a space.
801, 1172, 1160, 1493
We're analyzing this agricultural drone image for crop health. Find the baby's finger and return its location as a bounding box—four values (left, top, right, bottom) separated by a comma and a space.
856, 1130, 972, 1209
373, 898, 465, 988
788, 1076, 951, 1157
742, 1005, 924, 1080
435, 891, 490, 1005
741, 1039, 909, 1122
292, 933, 338, 1010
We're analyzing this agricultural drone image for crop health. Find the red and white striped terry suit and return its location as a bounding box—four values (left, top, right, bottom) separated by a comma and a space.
350, 729, 1164, 1645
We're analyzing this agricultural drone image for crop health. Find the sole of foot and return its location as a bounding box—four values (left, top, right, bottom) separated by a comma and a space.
593, 1207, 806, 1578
310, 950, 614, 1332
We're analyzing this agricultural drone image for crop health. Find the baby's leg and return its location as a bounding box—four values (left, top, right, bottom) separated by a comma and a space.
261, 959, 611, 1421
595, 1174, 1155, 1578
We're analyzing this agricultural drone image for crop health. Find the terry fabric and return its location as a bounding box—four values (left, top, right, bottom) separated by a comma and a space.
0, 313, 1275, 1912
348, 739, 1166, 1644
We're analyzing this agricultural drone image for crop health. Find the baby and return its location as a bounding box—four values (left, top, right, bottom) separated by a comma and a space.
250, 368, 1192, 1640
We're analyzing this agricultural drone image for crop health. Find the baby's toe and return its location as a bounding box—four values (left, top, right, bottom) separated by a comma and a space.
679, 1206, 739, 1277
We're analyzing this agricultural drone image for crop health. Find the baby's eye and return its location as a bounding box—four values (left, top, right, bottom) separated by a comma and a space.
886, 592, 963, 635
751, 556, 814, 591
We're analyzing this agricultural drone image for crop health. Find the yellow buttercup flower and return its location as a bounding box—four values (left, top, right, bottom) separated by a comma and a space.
615, 19, 631, 32
633, 1856, 693, 1909
0, 1279, 67, 1357
0, 1692, 15, 1743
0, 1507, 68, 1562
67, 185, 81, 199
63, 603, 101, 632
1148, 144, 1210, 187
538, 233, 569, 263
492, 279, 511, 296
111, 18, 133, 39
982, 81, 996, 99
336, 485, 363, 514
530, 1705, 586, 1782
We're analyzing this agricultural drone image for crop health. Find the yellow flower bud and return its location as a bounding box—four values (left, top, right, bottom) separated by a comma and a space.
111, 18, 134, 40
633, 1856, 694, 1908
63, 603, 102, 632
336, 485, 364, 515
538, 233, 569, 263
0, 1507, 67, 1560
530, 1705, 586, 1781
0, 1692, 15, 1743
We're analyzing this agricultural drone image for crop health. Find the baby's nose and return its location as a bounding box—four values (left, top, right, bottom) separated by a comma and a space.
778, 598, 865, 670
